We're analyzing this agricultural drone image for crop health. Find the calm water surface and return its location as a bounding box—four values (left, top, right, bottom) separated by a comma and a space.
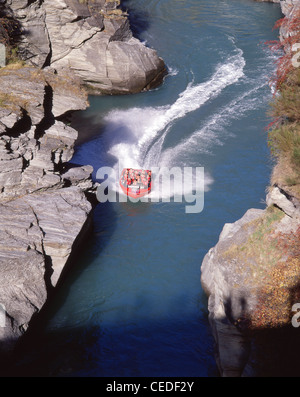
16, 0, 282, 377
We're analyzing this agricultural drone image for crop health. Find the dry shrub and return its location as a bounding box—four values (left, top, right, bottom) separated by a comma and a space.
266, 7, 300, 91
250, 227, 300, 329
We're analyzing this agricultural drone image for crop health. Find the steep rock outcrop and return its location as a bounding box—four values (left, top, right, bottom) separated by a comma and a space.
201, 186, 300, 376
201, 209, 266, 377
0, 66, 89, 200
0, 65, 95, 356
0, 0, 166, 361
3, 0, 166, 94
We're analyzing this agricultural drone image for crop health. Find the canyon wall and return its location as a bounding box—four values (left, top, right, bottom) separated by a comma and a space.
0, 65, 96, 356
201, 0, 300, 377
0, 0, 166, 360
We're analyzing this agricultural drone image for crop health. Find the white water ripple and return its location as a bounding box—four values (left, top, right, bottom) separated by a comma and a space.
103, 48, 246, 199
107, 48, 246, 173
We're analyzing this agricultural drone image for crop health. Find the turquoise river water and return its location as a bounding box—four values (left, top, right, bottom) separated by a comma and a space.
15, 0, 283, 377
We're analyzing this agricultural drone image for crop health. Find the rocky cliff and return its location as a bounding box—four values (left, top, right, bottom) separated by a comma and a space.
0, 0, 167, 362
0, 64, 97, 357
2, 0, 166, 94
201, 0, 300, 377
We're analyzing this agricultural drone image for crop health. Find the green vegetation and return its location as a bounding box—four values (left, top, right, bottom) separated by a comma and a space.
269, 123, 300, 171
6, 46, 24, 66
223, 206, 285, 280
246, 10, 300, 330
223, 204, 299, 330
250, 225, 300, 329
271, 69, 300, 123
0, 12, 24, 69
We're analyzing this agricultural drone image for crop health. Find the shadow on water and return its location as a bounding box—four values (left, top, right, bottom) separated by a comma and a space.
252, 280, 300, 377
252, 326, 300, 377
6, 303, 217, 377
2, 200, 118, 376
1, 197, 218, 377
70, 109, 107, 148
10, 285, 300, 377
216, 285, 300, 377
120, 0, 151, 41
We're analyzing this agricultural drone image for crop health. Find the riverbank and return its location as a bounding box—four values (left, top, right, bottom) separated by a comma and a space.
201, 0, 300, 377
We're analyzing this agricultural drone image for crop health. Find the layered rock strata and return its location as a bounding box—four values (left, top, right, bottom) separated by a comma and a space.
0, 65, 95, 356
0, 0, 167, 362
2, 0, 166, 94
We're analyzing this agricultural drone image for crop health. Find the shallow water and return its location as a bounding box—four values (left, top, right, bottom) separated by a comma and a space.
15, 0, 282, 377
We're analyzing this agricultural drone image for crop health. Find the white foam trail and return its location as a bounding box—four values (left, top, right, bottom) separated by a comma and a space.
138, 49, 245, 149
104, 48, 246, 198
167, 66, 179, 76
108, 50, 245, 161
161, 80, 269, 164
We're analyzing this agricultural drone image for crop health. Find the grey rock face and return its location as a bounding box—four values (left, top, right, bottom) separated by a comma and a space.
3, 0, 166, 94
0, 249, 46, 354
201, 189, 300, 376
62, 164, 94, 191
266, 186, 300, 219
0, 44, 5, 68
5, 0, 51, 68
0, 65, 94, 355
0, 0, 167, 355
201, 208, 265, 377
0, 66, 89, 199
280, 0, 299, 16
0, 186, 92, 352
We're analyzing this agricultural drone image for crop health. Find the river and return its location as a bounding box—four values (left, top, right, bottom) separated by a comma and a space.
15, 0, 282, 377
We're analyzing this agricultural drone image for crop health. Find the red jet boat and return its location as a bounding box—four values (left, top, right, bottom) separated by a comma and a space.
119, 168, 152, 199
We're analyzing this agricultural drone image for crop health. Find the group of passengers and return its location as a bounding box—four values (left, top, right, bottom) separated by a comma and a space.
121, 169, 151, 188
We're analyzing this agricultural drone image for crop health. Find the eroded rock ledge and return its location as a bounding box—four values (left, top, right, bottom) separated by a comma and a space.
201, 191, 300, 376
2, 0, 167, 94
0, 65, 95, 356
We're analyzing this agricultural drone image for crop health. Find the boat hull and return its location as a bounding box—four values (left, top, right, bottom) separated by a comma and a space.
120, 184, 151, 199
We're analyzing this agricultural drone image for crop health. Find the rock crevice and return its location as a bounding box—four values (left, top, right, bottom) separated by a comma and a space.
0, 65, 95, 357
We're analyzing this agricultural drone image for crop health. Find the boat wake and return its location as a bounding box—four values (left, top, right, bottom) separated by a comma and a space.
72, 41, 275, 202
105, 48, 246, 199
